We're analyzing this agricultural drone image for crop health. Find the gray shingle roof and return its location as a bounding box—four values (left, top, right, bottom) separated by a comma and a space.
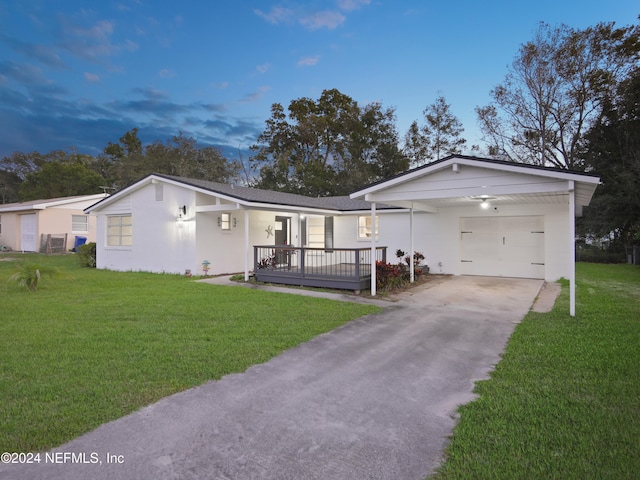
157, 174, 394, 211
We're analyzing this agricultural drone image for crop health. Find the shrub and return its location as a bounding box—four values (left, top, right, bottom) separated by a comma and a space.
576, 247, 627, 264
376, 260, 406, 291
77, 242, 97, 268
257, 250, 277, 270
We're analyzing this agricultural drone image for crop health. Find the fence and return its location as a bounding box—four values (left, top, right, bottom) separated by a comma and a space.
39, 234, 68, 254
254, 245, 387, 292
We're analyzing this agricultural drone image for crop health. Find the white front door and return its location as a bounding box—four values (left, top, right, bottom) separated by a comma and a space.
20, 214, 37, 252
460, 216, 545, 279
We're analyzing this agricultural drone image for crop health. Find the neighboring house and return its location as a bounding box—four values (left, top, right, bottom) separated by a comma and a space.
84, 155, 599, 314
0, 194, 108, 252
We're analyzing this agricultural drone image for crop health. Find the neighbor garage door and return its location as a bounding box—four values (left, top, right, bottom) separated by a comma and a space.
460, 216, 545, 279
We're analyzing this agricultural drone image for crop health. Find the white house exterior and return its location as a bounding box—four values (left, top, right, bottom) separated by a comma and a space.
84, 174, 407, 277
350, 155, 600, 315
0, 193, 108, 252
85, 156, 600, 315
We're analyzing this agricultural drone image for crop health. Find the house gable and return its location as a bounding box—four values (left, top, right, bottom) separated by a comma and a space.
350, 155, 600, 214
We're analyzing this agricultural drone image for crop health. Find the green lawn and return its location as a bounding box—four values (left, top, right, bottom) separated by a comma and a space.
0, 254, 379, 452
432, 262, 640, 479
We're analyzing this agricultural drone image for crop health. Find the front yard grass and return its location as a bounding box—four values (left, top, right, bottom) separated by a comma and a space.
433, 262, 640, 479
0, 254, 380, 452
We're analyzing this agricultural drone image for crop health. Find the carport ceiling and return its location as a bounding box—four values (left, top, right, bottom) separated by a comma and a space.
388, 192, 573, 212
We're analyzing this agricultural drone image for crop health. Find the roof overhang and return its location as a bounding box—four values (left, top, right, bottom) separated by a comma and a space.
350, 156, 600, 214
84, 174, 405, 216
1, 193, 109, 213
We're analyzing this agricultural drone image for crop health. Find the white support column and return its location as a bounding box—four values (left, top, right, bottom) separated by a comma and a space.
410, 204, 414, 283
244, 209, 250, 281
371, 202, 377, 296
569, 182, 576, 317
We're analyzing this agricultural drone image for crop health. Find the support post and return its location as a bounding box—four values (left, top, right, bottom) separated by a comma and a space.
410, 204, 414, 283
244, 209, 250, 281
371, 202, 377, 296
569, 182, 576, 317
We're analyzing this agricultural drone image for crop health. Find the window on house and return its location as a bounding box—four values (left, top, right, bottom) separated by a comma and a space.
306, 216, 334, 248
107, 214, 132, 246
220, 212, 231, 230
358, 215, 379, 239
72, 215, 88, 233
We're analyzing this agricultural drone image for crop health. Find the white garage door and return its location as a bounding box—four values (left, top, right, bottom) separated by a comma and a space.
21, 214, 37, 252
460, 216, 545, 279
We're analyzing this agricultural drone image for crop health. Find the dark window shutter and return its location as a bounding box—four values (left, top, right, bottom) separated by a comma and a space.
324, 216, 334, 250
301, 217, 307, 246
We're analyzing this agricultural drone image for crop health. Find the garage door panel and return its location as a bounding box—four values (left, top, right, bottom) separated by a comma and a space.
460, 216, 545, 279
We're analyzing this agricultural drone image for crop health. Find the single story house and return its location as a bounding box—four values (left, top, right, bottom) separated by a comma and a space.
0, 193, 108, 253
85, 155, 600, 315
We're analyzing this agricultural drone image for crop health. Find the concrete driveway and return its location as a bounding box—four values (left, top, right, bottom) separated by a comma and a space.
2, 276, 543, 480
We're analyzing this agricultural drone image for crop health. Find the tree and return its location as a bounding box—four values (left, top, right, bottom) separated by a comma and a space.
99, 128, 146, 188
19, 161, 105, 200
580, 67, 640, 247
403, 95, 466, 166
0, 169, 22, 203
250, 88, 408, 196
145, 133, 240, 183
477, 21, 640, 169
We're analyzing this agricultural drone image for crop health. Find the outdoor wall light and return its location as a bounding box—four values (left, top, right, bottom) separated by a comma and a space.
480, 199, 490, 209
233, 217, 238, 228
177, 205, 187, 221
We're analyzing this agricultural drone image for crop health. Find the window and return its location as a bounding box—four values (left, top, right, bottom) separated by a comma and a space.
72, 215, 88, 233
358, 215, 379, 239
107, 215, 132, 246
306, 216, 334, 249
220, 213, 231, 230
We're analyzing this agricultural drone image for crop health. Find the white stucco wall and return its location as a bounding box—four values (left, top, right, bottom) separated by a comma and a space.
378, 203, 571, 281
93, 176, 572, 281
95, 182, 198, 274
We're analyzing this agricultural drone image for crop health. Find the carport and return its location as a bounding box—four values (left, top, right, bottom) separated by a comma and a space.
350, 155, 600, 316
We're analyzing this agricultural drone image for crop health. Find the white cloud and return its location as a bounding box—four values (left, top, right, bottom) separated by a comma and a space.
337, 0, 371, 11
238, 85, 271, 104
254, 7, 294, 25
84, 72, 100, 83
159, 68, 175, 78
256, 63, 270, 74
297, 55, 320, 66
300, 11, 345, 30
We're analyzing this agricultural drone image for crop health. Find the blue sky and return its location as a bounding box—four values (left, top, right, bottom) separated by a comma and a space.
0, 1, 637, 161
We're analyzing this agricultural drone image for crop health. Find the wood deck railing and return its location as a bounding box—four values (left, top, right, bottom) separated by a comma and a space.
253, 245, 387, 292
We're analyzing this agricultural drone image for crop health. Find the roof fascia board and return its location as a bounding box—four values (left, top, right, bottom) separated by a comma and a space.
367, 179, 574, 203
34, 193, 108, 209
351, 156, 600, 199
2, 194, 108, 213
85, 175, 158, 212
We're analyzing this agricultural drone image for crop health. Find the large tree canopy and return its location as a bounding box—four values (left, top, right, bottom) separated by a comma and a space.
250, 88, 409, 196
580, 67, 640, 246
99, 129, 240, 189
403, 95, 467, 166
19, 159, 105, 201
0, 130, 240, 202
477, 21, 640, 169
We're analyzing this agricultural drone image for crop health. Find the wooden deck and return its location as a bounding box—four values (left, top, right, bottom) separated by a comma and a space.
253, 246, 386, 292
